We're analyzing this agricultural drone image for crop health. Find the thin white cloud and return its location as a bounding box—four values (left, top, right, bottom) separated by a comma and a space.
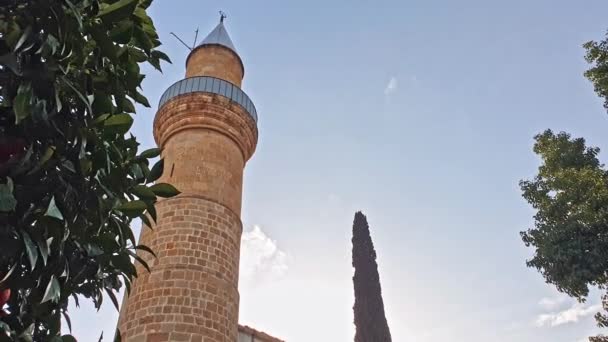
539, 295, 569, 311
384, 76, 398, 96
535, 302, 601, 327
240, 225, 289, 285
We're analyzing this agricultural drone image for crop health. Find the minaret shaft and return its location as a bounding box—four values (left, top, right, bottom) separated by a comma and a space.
117, 19, 257, 342
186, 45, 244, 86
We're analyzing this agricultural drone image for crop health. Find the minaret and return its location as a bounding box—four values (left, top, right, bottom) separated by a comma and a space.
117, 16, 258, 342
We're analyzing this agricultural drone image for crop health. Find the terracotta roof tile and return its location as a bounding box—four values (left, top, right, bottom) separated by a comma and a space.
238, 324, 285, 342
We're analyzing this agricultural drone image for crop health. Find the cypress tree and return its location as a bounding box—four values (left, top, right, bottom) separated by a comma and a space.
352, 211, 392, 342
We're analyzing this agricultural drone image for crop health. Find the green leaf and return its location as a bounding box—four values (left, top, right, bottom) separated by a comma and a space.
0, 178, 17, 212
31, 98, 49, 122
39, 145, 55, 165
133, 7, 152, 24
90, 25, 117, 61
98, 0, 139, 23
139, 148, 160, 159
135, 244, 156, 257
54, 88, 62, 113
104, 114, 134, 135
147, 158, 164, 183
49, 310, 61, 336
0, 263, 17, 284
111, 254, 136, 277
131, 185, 156, 200
116, 96, 136, 113
132, 26, 153, 52
130, 163, 145, 182
27, 145, 55, 175
84, 243, 104, 257
14, 83, 33, 124
45, 196, 64, 220
118, 218, 136, 245
148, 57, 162, 73
64, 0, 83, 29
116, 200, 147, 217
60, 75, 93, 115
141, 23, 159, 42
37, 238, 50, 266
109, 20, 134, 44
92, 92, 114, 114
47, 34, 61, 55
80, 157, 93, 174
127, 249, 150, 273
62, 311, 72, 333
114, 329, 122, 342
151, 50, 171, 63
122, 275, 132, 295
131, 91, 150, 107
18, 325, 34, 342
61, 335, 77, 342
105, 288, 120, 311
140, 213, 152, 229
14, 25, 32, 52
0, 322, 10, 337
127, 47, 146, 62
5, 21, 21, 48
22, 231, 38, 271
41, 275, 60, 303
149, 183, 180, 198
145, 201, 157, 222
93, 113, 111, 126
140, 162, 151, 181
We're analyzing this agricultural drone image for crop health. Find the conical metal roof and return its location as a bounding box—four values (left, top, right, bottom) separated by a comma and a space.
185, 15, 245, 76
197, 21, 238, 55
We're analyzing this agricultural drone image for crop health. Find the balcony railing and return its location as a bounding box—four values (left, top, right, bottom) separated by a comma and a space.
158, 76, 258, 123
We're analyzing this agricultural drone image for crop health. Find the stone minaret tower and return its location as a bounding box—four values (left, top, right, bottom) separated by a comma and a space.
117, 16, 258, 342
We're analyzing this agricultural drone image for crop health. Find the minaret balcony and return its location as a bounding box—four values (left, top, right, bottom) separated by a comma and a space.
158, 76, 258, 123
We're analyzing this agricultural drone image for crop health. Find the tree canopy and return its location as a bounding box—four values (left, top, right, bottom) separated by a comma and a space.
521, 130, 608, 342
521, 130, 608, 299
584, 31, 608, 111
521, 30, 608, 342
0, 0, 177, 340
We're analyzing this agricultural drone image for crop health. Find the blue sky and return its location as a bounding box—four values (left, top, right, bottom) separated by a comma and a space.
69, 1, 608, 341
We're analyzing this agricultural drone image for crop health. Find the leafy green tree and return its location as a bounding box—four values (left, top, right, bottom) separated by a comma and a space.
521, 130, 608, 341
584, 31, 608, 112
522, 29, 608, 342
352, 211, 392, 342
0, 0, 177, 340
591, 294, 608, 342
521, 130, 607, 299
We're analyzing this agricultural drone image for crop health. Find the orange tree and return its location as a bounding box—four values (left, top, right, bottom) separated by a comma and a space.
0, 0, 177, 340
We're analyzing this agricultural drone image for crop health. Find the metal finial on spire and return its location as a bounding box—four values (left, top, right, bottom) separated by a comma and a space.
193, 13, 239, 56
